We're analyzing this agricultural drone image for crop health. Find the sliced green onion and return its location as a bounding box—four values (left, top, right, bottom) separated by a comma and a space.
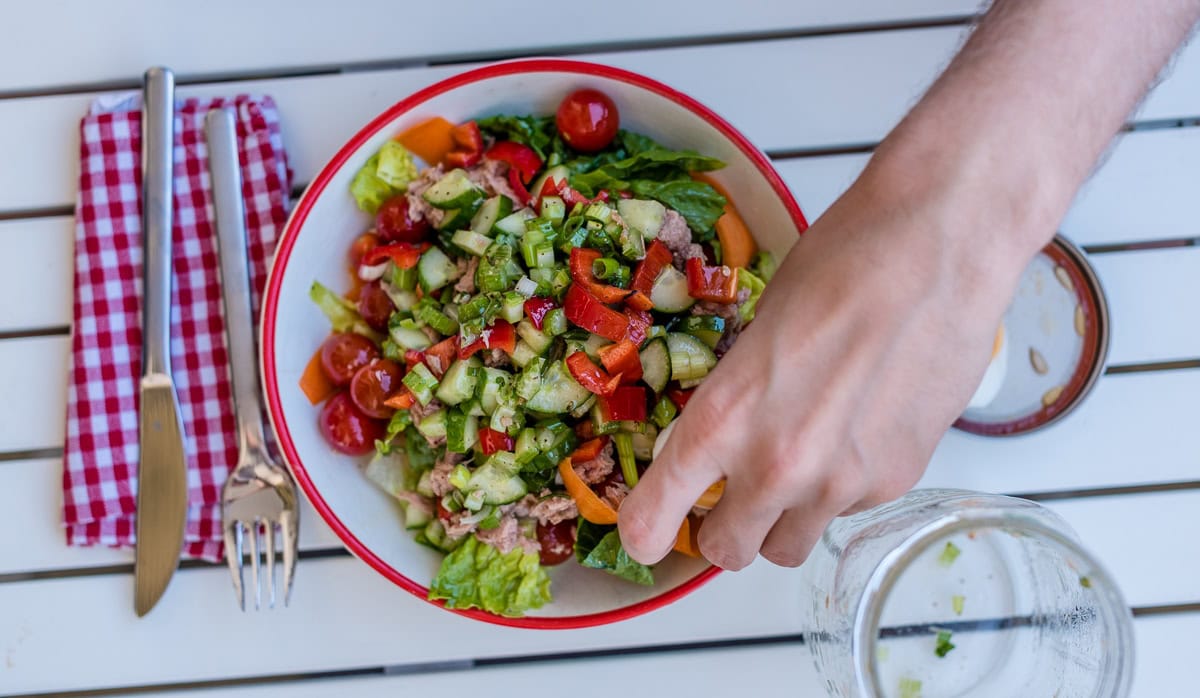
542, 308, 568, 336
938, 541, 961, 567
402, 363, 439, 405
951, 594, 965, 616
533, 241, 556, 269
898, 678, 922, 698
539, 195, 566, 227
592, 257, 621, 280
390, 265, 418, 291
651, 395, 678, 429
440, 492, 463, 514
934, 630, 955, 658
449, 465, 471, 491
414, 298, 459, 336
463, 489, 486, 512
520, 229, 545, 268
614, 432, 638, 487
501, 291, 526, 323
609, 265, 631, 288
619, 226, 646, 260
514, 276, 539, 297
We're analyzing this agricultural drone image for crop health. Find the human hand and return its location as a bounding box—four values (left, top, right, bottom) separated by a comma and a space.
617, 164, 1035, 569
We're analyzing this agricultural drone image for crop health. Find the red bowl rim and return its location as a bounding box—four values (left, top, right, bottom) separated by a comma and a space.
260, 58, 809, 629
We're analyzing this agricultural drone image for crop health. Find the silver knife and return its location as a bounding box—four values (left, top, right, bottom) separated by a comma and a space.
135, 66, 188, 617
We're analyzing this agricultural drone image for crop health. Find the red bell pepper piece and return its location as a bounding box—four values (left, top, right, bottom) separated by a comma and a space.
598, 386, 648, 422
361, 242, 430, 269
569, 247, 632, 304
624, 308, 653, 345
572, 436, 610, 462
458, 320, 517, 359
479, 427, 515, 455
667, 388, 694, 410
597, 339, 643, 384
625, 291, 654, 312
566, 351, 622, 396
564, 285, 629, 342
422, 336, 460, 378
631, 240, 673, 294
444, 121, 483, 169
535, 176, 607, 210
523, 296, 556, 330
382, 386, 417, 410
484, 141, 543, 184
685, 257, 739, 304
403, 349, 424, 371
507, 168, 531, 206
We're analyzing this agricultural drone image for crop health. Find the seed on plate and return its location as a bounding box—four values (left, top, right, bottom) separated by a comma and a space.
1054, 266, 1074, 293
1074, 305, 1086, 336
1029, 347, 1049, 375
1042, 385, 1065, 407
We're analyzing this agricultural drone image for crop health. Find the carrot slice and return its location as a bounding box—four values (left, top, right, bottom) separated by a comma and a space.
695, 480, 725, 509
397, 117, 457, 166
673, 514, 703, 557
299, 347, 336, 405
559, 456, 619, 525
383, 389, 415, 410
692, 173, 757, 269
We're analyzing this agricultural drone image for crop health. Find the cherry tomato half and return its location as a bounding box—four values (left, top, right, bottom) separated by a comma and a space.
350, 358, 404, 419
536, 519, 577, 566
356, 280, 393, 332
556, 89, 619, 153
319, 391, 386, 455
320, 332, 380, 386
376, 195, 431, 243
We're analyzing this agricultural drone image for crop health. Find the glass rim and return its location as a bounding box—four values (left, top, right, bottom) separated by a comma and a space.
849, 505, 1136, 697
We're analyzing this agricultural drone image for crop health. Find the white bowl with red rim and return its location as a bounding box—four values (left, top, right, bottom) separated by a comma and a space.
260, 58, 809, 628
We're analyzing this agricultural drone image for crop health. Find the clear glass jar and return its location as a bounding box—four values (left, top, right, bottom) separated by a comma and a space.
798, 489, 1134, 697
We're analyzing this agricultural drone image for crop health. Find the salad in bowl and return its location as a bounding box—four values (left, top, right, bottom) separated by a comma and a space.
261, 60, 807, 627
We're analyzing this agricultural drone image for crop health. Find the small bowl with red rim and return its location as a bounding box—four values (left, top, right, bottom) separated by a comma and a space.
260, 59, 808, 628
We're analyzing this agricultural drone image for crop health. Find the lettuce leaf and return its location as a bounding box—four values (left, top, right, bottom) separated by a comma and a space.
737, 267, 767, 324
428, 536, 552, 617
350, 153, 396, 214
575, 521, 654, 586
309, 281, 384, 343
477, 115, 557, 160
376, 141, 418, 189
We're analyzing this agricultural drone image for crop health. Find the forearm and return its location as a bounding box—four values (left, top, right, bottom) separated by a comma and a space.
866, 0, 1200, 270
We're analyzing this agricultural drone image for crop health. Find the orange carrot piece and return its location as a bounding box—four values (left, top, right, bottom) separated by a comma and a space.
559, 456, 619, 525
695, 480, 725, 509
692, 173, 757, 269
383, 389, 416, 410
673, 514, 703, 557
397, 117, 457, 166
299, 347, 336, 405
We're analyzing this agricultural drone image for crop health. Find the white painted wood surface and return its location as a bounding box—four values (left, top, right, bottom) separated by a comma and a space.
2, 2, 1198, 695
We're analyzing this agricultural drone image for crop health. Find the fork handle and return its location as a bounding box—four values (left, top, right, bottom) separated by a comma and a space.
206, 108, 268, 459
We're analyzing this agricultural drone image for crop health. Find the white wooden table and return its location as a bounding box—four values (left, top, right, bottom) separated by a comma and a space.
3, 3, 1198, 695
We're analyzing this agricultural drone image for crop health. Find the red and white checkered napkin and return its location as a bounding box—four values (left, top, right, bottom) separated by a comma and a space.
63, 94, 291, 562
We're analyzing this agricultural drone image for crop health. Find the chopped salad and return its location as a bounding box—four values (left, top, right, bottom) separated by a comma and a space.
303, 88, 776, 617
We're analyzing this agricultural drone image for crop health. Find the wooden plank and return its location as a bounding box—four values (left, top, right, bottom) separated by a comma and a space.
921, 369, 1200, 494
0, 216, 73, 332
1132, 613, 1200, 698
0, 555, 804, 693
0, 335, 68, 453
1092, 248, 1200, 365
4, 26, 1199, 215
0, 0, 982, 94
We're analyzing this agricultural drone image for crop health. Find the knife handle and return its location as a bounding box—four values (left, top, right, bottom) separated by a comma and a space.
206, 108, 269, 459
141, 67, 175, 376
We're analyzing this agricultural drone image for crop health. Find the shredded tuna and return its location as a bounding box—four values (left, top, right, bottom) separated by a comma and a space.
405, 165, 446, 229
602, 481, 630, 510
443, 511, 478, 538
475, 516, 538, 555
454, 256, 478, 294
428, 451, 465, 497
409, 398, 444, 424
656, 209, 704, 269
466, 159, 522, 203
573, 441, 615, 485
527, 495, 579, 526
482, 348, 512, 369
394, 490, 435, 518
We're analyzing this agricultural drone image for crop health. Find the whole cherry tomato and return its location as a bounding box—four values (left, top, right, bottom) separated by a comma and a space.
356, 280, 393, 332
349, 359, 404, 419
376, 195, 431, 243
319, 332, 380, 386
555, 89, 619, 153
319, 391, 385, 455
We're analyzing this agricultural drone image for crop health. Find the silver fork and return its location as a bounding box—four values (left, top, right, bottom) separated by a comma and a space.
206, 107, 299, 610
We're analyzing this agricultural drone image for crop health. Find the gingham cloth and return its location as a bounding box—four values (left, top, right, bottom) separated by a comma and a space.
63, 94, 291, 562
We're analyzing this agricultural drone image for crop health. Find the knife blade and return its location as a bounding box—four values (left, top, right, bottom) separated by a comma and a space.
134, 66, 188, 617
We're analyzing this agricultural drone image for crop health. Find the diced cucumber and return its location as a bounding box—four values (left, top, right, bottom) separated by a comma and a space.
466, 457, 528, 505
451, 228, 493, 257
617, 199, 667, 239
619, 224, 646, 260
540, 196, 566, 227
416, 469, 435, 498
650, 265, 696, 312
516, 319, 551, 354
583, 201, 613, 223
501, 291, 526, 324
423, 520, 465, 553
570, 393, 597, 419
401, 500, 432, 530
493, 207, 536, 236
528, 165, 569, 205
680, 315, 726, 350
510, 340, 540, 368
435, 356, 481, 405
667, 332, 717, 381
515, 358, 546, 401
445, 410, 480, 453
525, 360, 592, 414
422, 168, 484, 209
583, 333, 611, 359
678, 377, 706, 389
460, 398, 486, 417
383, 285, 418, 312
403, 362, 440, 405
514, 427, 539, 464
470, 195, 514, 235
462, 489, 486, 512
639, 338, 671, 393
631, 425, 659, 460
435, 203, 481, 231
476, 367, 512, 415
390, 264, 418, 291
417, 246, 461, 293
414, 298, 458, 335
389, 321, 433, 351
414, 408, 447, 441
489, 401, 525, 435
542, 308, 568, 336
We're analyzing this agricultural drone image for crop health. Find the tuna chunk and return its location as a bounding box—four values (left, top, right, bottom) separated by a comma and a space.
482, 348, 512, 369
602, 481, 630, 510
466, 159, 523, 203
527, 495, 579, 526
405, 165, 447, 229
475, 516, 538, 556
428, 450, 465, 497
656, 209, 704, 270
454, 256, 478, 294
573, 441, 615, 485
394, 490, 434, 520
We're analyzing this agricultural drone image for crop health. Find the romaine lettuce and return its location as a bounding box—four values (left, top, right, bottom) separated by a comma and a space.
737, 267, 766, 324
428, 536, 552, 616
376, 141, 418, 189
309, 281, 384, 343
575, 521, 654, 586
